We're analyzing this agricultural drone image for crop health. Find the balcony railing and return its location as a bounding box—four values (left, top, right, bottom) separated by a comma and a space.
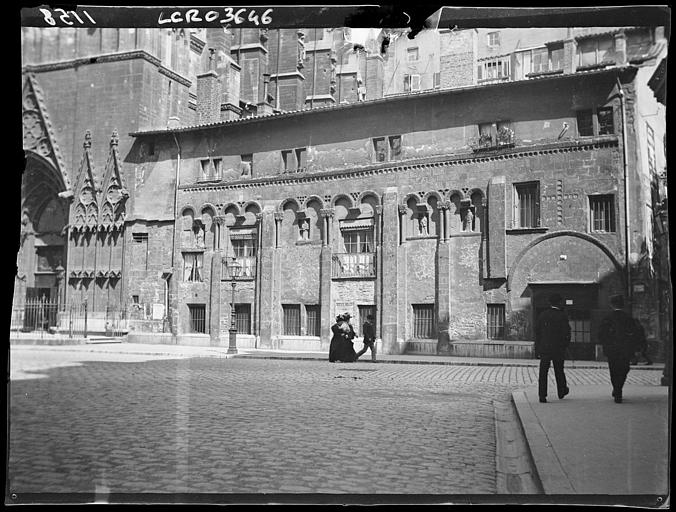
332, 252, 375, 279
469, 128, 515, 152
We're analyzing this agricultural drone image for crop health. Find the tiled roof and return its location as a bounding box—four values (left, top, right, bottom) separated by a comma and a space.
130, 65, 638, 137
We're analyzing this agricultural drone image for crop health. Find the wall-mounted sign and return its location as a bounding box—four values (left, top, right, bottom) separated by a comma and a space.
565, 299, 573, 305
152, 303, 165, 320
633, 284, 646, 293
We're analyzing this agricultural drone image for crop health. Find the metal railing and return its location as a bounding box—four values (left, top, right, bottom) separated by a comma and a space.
10, 298, 129, 338
332, 252, 376, 278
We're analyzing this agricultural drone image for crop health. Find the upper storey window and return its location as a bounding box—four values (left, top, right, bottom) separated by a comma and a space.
281, 148, 307, 173
487, 31, 500, 48
199, 158, 222, 182
403, 74, 421, 92
576, 107, 615, 137
577, 36, 615, 68
407, 47, 419, 61
373, 135, 402, 162
478, 58, 510, 84
472, 121, 514, 151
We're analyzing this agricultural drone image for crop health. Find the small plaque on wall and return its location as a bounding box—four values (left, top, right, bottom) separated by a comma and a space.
152, 303, 165, 320
633, 284, 646, 293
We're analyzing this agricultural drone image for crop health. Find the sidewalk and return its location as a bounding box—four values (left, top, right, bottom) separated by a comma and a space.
513, 385, 670, 496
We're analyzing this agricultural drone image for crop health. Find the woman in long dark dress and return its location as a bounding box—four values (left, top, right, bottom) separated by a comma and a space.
329, 314, 358, 362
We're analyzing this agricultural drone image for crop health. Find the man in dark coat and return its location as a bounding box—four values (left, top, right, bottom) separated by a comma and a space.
534, 293, 571, 403
356, 314, 377, 362
599, 295, 639, 403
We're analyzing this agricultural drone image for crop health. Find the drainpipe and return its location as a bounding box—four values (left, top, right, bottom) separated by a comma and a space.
616, 77, 632, 302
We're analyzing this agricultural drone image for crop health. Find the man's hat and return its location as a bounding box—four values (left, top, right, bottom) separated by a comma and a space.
343, 312, 351, 319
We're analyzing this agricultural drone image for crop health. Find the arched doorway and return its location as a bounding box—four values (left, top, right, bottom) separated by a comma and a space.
16, 154, 69, 330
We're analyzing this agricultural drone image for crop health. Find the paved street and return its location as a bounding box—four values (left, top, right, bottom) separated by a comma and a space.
8, 348, 663, 499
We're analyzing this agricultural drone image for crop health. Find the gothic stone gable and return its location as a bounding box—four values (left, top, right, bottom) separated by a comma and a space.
22, 74, 72, 192
72, 131, 99, 232
99, 130, 129, 232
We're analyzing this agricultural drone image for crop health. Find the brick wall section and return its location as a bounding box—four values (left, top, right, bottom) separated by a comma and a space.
196, 71, 221, 124
439, 29, 475, 88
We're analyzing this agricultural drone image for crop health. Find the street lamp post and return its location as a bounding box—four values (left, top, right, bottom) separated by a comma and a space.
226, 257, 242, 354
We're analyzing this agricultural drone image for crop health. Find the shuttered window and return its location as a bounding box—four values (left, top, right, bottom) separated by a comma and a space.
514, 182, 540, 228
487, 304, 506, 340
590, 194, 615, 232
412, 304, 435, 338
283, 304, 301, 335
306, 305, 320, 336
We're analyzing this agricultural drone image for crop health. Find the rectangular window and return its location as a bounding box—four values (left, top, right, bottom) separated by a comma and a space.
241, 154, 253, 176
306, 305, 320, 337
589, 194, 615, 232
131, 232, 148, 270
188, 304, 206, 334
412, 304, 435, 339
577, 110, 594, 136
646, 123, 656, 174
597, 107, 614, 135
132, 295, 140, 304
578, 37, 615, 67
389, 135, 402, 159
487, 304, 506, 340
343, 230, 374, 253
532, 47, 548, 73
199, 159, 211, 181
568, 309, 591, 343
282, 304, 301, 336
433, 72, 441, 88
410, 74, 421, 91
234, 303, 251, 334
403, 74, 411, 92
496, 121, 513, 146
549, 44, 564, 71
373, 137, 387, 162
407, 47, 419, 61
183, 252, 203, 282
514, 182, 540, 228
212, 158, 222, 180
358, 305, 376, 331
487, 31, 500, 47
230, 238, 256, 277
481, 58, 510, 81
295, 148, 307, 170
281, 150, 293, 172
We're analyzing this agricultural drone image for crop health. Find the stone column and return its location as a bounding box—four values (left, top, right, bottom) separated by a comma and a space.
213, 215, 225, 250
371, 205, 384, 341
439, 200, 451, 241
397, 204, 407, 245
209, 250, 222, 346
254, 212, 263, 339
436, 201, 452, 354
259, 210, 281, 347
319, 208, 334, 348
382, 189, 404, 354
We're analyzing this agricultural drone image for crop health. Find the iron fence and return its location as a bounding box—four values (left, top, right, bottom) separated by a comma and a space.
10, 298, 129, 338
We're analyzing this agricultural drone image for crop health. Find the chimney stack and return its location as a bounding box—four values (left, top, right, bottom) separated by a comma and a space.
196, 68, 222, 124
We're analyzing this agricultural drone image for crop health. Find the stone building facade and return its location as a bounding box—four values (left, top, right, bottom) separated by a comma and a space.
17, 25, 668, 361
129, 54, 666, 359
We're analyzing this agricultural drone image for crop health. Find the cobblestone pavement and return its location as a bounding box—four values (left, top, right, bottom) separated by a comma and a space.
8, 350, 662, 499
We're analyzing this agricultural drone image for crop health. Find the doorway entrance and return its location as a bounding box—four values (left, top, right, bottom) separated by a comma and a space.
530, 282, 599, 360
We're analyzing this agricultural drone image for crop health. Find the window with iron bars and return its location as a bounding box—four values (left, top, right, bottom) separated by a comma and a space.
234, 303, 251, 334
589, 194, 615, 233
282, 304, 301, 336
412, 304, 435, 338
487, 304, 506, 340
513, 182, 540, 228
568, 309, 591, 343
305, 305, 320, 336
188, 304, 206, 333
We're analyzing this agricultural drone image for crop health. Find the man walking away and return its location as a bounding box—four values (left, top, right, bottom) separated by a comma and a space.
356, 314, 377, 362
599, 295, 639, 403
630, 319, 653, 365
535, 293, 571, 403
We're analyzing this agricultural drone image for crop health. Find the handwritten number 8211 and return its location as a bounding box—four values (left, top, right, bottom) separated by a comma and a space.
39, 8, 96, 26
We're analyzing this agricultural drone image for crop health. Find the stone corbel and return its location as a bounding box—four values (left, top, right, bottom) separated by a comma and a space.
397, 204, 408, 245
273, 211, 284, 248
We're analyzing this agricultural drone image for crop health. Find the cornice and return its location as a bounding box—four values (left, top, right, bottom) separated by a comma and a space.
179, 137, 619, 193
23, 50, 192, 88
